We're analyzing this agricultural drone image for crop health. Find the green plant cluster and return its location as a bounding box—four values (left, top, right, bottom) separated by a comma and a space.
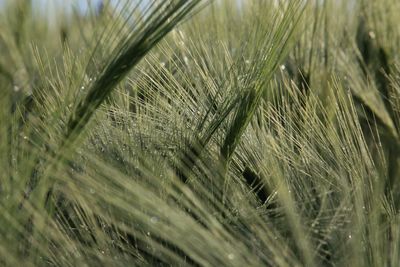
1, 0, 400, 266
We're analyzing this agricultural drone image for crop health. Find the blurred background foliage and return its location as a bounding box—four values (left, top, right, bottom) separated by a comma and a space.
1, 0, 400, 266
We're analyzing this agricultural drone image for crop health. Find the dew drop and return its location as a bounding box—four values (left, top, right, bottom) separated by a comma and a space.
150, 217, 159, 224
183, 56, 189, 64
368, 31, 376, 39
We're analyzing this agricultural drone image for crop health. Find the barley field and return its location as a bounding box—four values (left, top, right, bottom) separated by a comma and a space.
1, 0, 400, 266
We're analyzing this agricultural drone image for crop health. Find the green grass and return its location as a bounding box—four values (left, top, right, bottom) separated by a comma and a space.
1, 0, 400, 266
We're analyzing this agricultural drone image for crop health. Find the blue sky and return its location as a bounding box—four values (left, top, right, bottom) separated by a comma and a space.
0, 0, 244, 17
36, 0, 103, 14
0, 0, 103, 14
